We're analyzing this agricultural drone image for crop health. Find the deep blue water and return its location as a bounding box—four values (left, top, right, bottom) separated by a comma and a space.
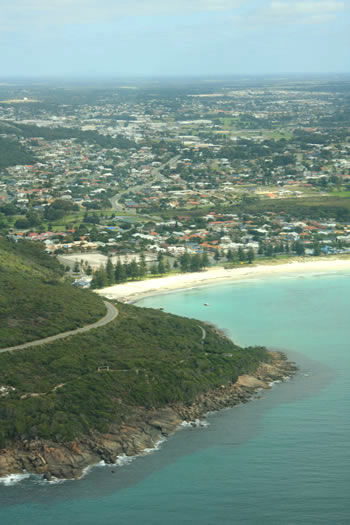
1, 271, 350, 524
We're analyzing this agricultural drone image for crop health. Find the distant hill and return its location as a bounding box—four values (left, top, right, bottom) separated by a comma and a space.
0, 135, 36, 168
0, 237, 106, 348
0, 119, 136, 151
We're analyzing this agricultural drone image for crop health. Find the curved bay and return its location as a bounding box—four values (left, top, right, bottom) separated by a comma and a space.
1, 271, 350, 525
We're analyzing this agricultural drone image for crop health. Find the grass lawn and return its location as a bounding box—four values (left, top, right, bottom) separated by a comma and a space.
330, 191, 350, 198
266, 130, 293, 141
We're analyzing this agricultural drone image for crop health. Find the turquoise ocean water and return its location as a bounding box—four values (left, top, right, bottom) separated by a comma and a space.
1, 271, 350, 524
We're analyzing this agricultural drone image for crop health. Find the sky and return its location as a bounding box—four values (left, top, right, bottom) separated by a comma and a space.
1, 0, 349, 78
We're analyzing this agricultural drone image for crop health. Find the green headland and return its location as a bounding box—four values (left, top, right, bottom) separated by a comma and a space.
0, 238, 295, 480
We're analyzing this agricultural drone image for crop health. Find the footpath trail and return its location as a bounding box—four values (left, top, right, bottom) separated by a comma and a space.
0, 301, 118, 354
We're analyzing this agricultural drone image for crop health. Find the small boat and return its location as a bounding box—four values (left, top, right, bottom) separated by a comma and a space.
203, 303, 210, 306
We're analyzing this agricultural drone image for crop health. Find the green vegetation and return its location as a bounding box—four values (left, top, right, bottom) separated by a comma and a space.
0, 238, 274, 447
0, 136, 36, 168
0, 237, 106, 347
90, 252, 210, 290
231, 196, 350, 221
330, 191, 350, 198
0, 121, 136, 150
161, 196, 350, 222
0, 301, 272, 446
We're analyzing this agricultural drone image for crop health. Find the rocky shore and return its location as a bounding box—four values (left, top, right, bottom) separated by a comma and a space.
0, 351, 297, 482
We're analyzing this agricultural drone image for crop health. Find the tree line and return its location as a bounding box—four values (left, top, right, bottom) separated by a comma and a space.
90, 252, 211, 289
87, 239, 320, 290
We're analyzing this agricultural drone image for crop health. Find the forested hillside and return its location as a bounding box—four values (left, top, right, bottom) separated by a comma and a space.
0, 236, 275, 453
0, 237, 105, 347
0, 136, 36, 168
0, 300, 272, 447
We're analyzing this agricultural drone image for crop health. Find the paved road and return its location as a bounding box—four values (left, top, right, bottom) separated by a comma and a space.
198, 324, 206, 342
0, 301, 119, 354
110, 154, 180, 213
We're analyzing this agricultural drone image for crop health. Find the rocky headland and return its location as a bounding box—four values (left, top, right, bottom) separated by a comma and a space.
0, 351, 297, 482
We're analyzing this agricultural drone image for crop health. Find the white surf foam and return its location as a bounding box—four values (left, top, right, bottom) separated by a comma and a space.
180, 418, 210, 429
0, 473, 31, 486
32, 475, 67, 485
142, 437, 167, 455
114, 453, 137, 467
268, 380, 282, 387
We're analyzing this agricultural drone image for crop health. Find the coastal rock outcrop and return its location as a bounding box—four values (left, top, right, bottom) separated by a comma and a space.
0, 351, 297, 481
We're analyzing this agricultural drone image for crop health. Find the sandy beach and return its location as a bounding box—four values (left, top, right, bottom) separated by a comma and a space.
97, 257, 350, 303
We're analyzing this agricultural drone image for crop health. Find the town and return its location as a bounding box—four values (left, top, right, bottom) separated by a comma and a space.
1, 76, 350, 287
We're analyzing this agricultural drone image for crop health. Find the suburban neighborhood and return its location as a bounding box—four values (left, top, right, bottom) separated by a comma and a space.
1, 77, 350, 285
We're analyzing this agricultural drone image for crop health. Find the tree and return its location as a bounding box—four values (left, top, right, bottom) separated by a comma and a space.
190, 254, 201, 272
139, 253, 147, 278
238, 246, 245, 262
158, 259, 166, 275
44, 207, 64, 221
200, 252, 210, 268
246, 248, 255, 264
115, 259, 127, 283
106, 257, 114, 284
313, 242, 321, 256
265, 244, 273, 257
214, 250, 221, 262
150, 263, 158, 275
128, 259, 140, 280
164, 260, 171, 273
294, 241, 305, 256
180, 252, 191, 272
0, 203, 18, 216
90, 266, 108, 289
26, 211, 41, 227
14, 218, 30, 229
89, 227, 99, 241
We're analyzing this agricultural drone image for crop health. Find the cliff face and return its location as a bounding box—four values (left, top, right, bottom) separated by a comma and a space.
0, 408, 183, 481
0, 352, 297, 481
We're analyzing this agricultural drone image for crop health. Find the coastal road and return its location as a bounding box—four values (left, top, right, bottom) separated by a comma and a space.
0, 301, 119, 354
198, 324, 206, 342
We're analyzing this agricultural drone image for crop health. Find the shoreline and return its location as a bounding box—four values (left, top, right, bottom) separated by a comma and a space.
97, 257, 350, 303
0, 352, 297, 483
2, 258, 347, 484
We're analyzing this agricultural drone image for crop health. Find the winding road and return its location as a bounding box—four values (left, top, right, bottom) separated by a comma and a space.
0, 301, 119, 354
110, 154, 180, 213
198, 324, 207, 343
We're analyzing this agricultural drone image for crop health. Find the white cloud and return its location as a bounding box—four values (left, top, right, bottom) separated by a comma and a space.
254, 0, 346, 25
3, 0, 245, 24
302, 13, 337, 23
268, 1, 345, 14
